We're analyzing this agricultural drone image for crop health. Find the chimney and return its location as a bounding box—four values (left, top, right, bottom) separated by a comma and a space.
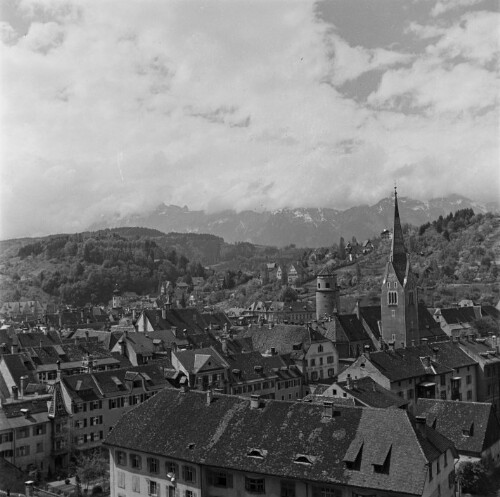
221, 338, 228, 355
364, 344, 370, 359
25, 480, 35, 497
271, 347, 276, 356
10, 342, 18, 354
119, 339, 126, 357
389, 341, 396, 352
250, 394, 261, 409
346, 375, 352, 390
85, 329, 89, 341
415, 416, 427, 438
421, 338, 428, 345
206, 389, 213, 405
20, 375, 28, 398
12, 385, 19, 401
56, 360, 61, 381
322, 400, 334, 418
20, 408, 30, 418
352, 379, 358, 390
179, 377, 189, 393
432, 347, 439, 362
132, 309, 136, 320
355, 299, 360, 320
172, 326, 178, 338
162, 306, 167, 320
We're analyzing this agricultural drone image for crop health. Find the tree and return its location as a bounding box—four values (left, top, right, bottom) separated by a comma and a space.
456, 461, 491, 494
280, 286, 298, 302
72, 450, 108, 493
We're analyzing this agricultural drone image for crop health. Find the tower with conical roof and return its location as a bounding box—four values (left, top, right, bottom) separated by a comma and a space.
316, 266, 339, 320
380, 188, 419, 348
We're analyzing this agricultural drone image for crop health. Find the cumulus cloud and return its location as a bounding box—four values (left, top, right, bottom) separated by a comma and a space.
0, 0, 498, 239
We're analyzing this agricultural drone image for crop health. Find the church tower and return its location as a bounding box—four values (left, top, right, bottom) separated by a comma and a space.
380, 188, 419, 348
316, 266, 339, 320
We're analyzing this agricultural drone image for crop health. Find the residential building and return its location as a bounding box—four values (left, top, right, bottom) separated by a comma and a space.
46, 363, 170, 470
415, 399, 500, 466
104, 388, 457, 497
338, 341, 478, 409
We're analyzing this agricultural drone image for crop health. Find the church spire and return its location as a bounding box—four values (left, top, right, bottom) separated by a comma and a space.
390, 187, 407, 282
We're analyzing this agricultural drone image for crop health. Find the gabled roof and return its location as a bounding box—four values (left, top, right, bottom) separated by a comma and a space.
105, 389, 453, 496
358, 305, 382, 341
235, 324, 328, 356
415, 399, 500, 457
173, 347, 227, 374
17, 331, 62, 349
335, 377, 408, 409
337, 314, 371, 342
366, 341, 475, 382
439, 307, 478, 325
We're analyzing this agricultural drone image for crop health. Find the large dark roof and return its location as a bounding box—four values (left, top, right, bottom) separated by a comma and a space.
235, 324, 328, 356
17, 331, 61, 348
439, 307, 478, 325
367, 341, 475, 382
105, 389, 453, 495
337, 377, 408, 409
415, 399, 500, 456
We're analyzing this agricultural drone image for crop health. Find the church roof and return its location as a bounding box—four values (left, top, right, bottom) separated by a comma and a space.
390, 189, 408, 284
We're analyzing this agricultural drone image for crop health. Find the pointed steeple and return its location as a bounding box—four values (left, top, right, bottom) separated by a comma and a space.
390, 187, 407, 282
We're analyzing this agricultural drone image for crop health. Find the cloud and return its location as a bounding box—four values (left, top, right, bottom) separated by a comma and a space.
431, 0, 483, 17
0, 0, 498, 239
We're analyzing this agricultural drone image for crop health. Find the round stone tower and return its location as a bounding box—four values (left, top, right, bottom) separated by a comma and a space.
315, 266, 339, 320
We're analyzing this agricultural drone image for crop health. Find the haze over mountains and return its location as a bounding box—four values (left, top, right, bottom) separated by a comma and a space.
89, 195, 498, 248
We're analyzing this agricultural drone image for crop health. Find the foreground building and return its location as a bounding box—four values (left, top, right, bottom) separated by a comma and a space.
105, 388, 457, 497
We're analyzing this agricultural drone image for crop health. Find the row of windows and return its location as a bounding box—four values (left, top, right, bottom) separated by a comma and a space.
0, 446, 38, 458
233, 381, 275, 394
309, 356, 334, 367
116, 452, 196, 483
16, 424, 46, 438
110, 392, 156, 409
309, 369, 335, 381
74, 400, 102, 413
117, 473, 185, 497
74, 416, 103, 428
75, 432, 103, 445
277, 379, 301, 390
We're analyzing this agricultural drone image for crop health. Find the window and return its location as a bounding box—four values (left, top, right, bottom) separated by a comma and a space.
36, 442, 44, 453
440, 391, 447, 400
245, 477, 265, 494
207, 469, 233, 488
388, 291, 398, 305
17, 427, 30, 439
148, 458, 159, 474
328, 368, 334, 377
312, 486, 340, 497
327, 355, 334, 364
318, 345, 323, 353
310, 358, 316, 367
34, 424, 46, 436
311, 371, 318, 381
166, 486, 175, 497
281, 481, 295, 497
183, 465, 196, 483
185, 491, 195, 497
147, 480, 159, 497
466, 375, 472, 385
130, 454, 142, 470
132, 476, 140, 493
16, 445, 30, 457
408, 389, 414, 399
116, 450, 126, 466
90, 416, 103, 426
1, 432, 13, 443
467, 390, 472, 400
117, 471, 126, 489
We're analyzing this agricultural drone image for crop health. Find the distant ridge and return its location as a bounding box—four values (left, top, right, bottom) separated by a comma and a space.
89, 194, 498, 248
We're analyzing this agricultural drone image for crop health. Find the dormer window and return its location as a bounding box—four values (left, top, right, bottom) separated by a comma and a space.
294, 454, 316, 465
373, 444, 391, 474
344, 439, 363, 471
247, 448, 267, 459
463, 422, 474, 437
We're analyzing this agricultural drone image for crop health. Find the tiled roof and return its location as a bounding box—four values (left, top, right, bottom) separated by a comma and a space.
358, 305, 381, 340
62, 364, 169, 400
105, 389, 452, 495
336, 377, 408, 409
2, 397, 50, 418
337, 314, 371, 342
415, 399, 500, 456
225, 352, 301, 383
174, 347, 227, 373
17, 331, 61, 348
235, 324, 327, 356
367, 341, 475, 382
439, 307, 477, 325
1, 354, 37, 388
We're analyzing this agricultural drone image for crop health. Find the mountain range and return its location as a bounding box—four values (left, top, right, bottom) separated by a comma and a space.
90, 194, 498, 248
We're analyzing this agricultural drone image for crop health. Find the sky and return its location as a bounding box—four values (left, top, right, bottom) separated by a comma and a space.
0, 0, 498, 239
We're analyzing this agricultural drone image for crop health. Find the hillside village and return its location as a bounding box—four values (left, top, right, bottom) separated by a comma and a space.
0, 191, 499, 496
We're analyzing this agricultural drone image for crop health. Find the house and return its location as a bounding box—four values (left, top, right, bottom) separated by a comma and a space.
171, 347, 228, 391
47, 364, 170, 470
104, 388, 457, 497
234, 324, 338, 388
225, 352, 303, 401
456, 336, 500, 411
321, 376, 409, 409
415, 399, 500, 466
111, 332, 155, 366
0, 395, 52, 477
338, 341, 478, 409
433, 305, 500, 338
246, 301, 315, 325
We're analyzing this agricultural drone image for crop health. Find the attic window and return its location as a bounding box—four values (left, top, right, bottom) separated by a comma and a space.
344, 439, 363, 471
294, 454, 316, 465
187, 443, 195, 450
373, 444, 392, 475
463, 423, 474, 437
111, 376, 125, 389
246, 448, 267, 459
